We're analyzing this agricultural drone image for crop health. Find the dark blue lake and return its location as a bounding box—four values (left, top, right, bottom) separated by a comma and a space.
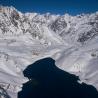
18, 58, 98, 98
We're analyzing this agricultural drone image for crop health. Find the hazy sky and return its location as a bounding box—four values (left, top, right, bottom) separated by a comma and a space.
0, 0, 98, 15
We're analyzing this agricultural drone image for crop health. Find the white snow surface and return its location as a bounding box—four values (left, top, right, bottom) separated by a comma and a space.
0, 6, 98, 98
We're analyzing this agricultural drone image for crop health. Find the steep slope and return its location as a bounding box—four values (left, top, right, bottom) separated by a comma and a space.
0, 6, 98, 98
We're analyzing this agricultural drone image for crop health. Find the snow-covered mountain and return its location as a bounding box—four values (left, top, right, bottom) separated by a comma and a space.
0, 6, 98, 98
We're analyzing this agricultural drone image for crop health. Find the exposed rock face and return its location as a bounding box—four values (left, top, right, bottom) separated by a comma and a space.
0, 86, 10, 98
0, 6, 98, 44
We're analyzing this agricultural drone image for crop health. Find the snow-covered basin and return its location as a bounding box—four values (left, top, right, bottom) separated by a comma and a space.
0, 37, 98, 98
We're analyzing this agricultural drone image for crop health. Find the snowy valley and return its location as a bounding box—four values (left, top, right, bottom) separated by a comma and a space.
0, 6, 98, 98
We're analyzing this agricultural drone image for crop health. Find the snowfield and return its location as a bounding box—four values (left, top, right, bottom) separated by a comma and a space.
0, 6, 98, 98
